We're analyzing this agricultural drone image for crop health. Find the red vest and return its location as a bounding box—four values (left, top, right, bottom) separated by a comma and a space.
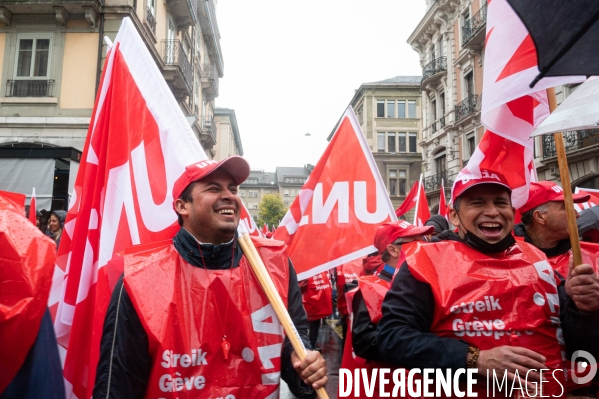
407, 240, 566, 397
336, 259, 362, 317
547, 241, 599, 277
301, 271, 333, 321
123, 237, 290, 399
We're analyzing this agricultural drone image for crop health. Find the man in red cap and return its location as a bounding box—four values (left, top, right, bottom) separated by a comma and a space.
377, 169, 599, 395
94, 156, 327, 398
515, 181, 599, 282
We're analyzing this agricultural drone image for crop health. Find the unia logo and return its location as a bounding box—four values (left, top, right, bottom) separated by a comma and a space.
571, 350, 597, 385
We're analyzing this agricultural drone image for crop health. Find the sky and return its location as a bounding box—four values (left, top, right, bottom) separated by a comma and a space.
215, 0, 426, 172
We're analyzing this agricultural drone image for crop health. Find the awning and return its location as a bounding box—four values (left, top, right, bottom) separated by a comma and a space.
0, 158, 55, 210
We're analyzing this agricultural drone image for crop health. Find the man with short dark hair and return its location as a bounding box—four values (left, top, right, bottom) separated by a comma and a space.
94, 156, 327, 398
377, 170, 599, 395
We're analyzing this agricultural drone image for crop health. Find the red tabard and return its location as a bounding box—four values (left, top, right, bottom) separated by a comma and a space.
357, 276, 391, 324
123, 237, 290, 399
406, 240, 566, 398
336, 259, 362, 317
301, 271, 333, 321
547, 241, 599, 278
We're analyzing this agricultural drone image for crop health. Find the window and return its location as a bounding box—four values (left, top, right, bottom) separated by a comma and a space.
387, 101, 395, 118
435, 154, 447, 174
430, 44, 436, 61
377, 133, 385, 152
398, 133, 407, 152
465, 71, 474, 98
399, 171, 407, 196
389, 170, 407, 196
397, 100, 406, 118
377, 101, 385, 117
284, 177, 306, 184
387, 133, 396, 153
284, 201, 289, 207
408, 101, 416, 118
253, 204, 258, 209
439, 92, 445, 116
439, 37, 444, 58
431, 99, 437, 121
246, 178, 258, 184
284, 189, 289, 197
252, 215, 258, 221
409, 133, 418, 153
467, 133, 476, 157
389, 170, 398, 196
240, 191, 246, 198
249, 191, 258, 198
16, 37, 51, 78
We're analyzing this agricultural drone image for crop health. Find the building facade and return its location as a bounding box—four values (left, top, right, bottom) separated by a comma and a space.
0, 0, 223, 210
213, 107, 243, 161
331, 76, 423, 213
407, 0, 486, 211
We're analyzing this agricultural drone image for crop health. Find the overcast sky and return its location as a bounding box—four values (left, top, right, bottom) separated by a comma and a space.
215, 1, 426, 172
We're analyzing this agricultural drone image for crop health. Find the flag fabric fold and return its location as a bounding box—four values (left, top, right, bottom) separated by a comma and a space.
413, 175, 431, 227
28, 187, 37, 225
438, 179, 448, 219
395, 181, 418, 217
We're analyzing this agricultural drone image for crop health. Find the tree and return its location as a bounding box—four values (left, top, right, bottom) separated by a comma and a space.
258, 193, 286, 228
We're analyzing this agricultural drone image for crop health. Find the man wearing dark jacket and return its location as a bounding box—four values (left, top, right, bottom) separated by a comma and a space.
94, 156, 327, 398
377, 170, 599, 395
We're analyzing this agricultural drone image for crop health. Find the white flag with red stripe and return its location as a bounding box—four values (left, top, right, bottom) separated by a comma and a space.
273, 107, 396, 280
457, 0, 582, 208
413, 175, 431, 227
438, 179, 448, 219
28, 187, 37, 225
48, 19, 208, 398
574, 188, 599, 212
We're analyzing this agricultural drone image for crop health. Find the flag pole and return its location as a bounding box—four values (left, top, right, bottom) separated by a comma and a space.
237, 232, 330, 399
546, 87, 582, 266
413, 174, 423, 225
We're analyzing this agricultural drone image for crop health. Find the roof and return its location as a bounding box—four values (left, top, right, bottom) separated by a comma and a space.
241, 170, 277, 186
275, 166, 311, 184
364, 75, 422, 85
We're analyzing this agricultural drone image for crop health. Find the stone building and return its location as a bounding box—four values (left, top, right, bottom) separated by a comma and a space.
213, 107, 243, 161
407, 0, 486, 211
0, 0, 223, 210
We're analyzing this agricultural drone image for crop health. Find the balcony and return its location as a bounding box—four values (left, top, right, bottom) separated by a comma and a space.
197, 0, 224, 77
201, 64, 219, 100
423, 171, 453, 192
421, 56, 447, 86
161, 40, 192, 99
454, 95, 481, 123
542, 129, 599, 159
165, 0, 196, 30
462, 3, 487, 48
200, 116, 217, 147
6, 80, 54, 97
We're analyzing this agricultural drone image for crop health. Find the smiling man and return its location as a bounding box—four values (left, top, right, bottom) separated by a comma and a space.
94, 156, 327, 399
376, 170, 599, 396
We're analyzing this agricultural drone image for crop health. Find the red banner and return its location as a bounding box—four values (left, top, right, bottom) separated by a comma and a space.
273, 107, 396, 280
574, 187, 599, 212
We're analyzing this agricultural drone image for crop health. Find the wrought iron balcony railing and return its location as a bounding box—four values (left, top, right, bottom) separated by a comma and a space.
201, 116, 216, 143
424, 171, 453, 192
162, 40, 193, 92
542, 129, 599, 159
462, 3, 488, 45
422, 56, 447, 83
6, 80, 54, 97
455, 95, 481, 122
146, 7, 156, 35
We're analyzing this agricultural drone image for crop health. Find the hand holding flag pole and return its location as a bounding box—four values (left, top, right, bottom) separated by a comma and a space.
546, 87, 583, 266
238, 221, 330, 399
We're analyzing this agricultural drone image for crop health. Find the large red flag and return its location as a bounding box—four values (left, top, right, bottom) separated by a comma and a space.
48, 18, 208, 398
273, 107, 396, 280
395, 181, 418, 217
240, 202, 262, 237
413, 177, 431, 227
438, 178, 448, 219
456, 0, 583, 208
28, 187, 37, 225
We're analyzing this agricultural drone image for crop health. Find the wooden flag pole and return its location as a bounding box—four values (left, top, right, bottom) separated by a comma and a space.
546, 87, 583, 266
237, 233, 330, 399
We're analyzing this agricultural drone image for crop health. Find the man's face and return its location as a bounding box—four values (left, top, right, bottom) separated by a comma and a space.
449, 184, 515, 244
539, 201, 577, 240
175, 168, 241, 244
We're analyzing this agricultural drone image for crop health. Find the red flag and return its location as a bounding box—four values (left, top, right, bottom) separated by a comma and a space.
273, 107, 396, 280
262, 223, 268, 234
28, 187, 37, 225
48, 19, 209, 398
574, 188, 599, 212
438, 179, 447, 219
457, 0, 581, 208
395, 181, 418, 217
413, 177, 431, 227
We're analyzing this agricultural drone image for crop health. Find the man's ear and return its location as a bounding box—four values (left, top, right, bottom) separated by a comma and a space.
387, 243, 400, 258
449, 207, 460, 228
533, 209, 545, 224
174, 198, 190, 217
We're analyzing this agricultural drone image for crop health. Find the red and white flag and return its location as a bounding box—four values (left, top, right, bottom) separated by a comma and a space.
28, 187, 37, 225
240, 202, 262, 237
457, 0, 582, 209
273, 107, 396, 280
438, 179, 448, 219
48, 19, 208, 398
395, 181, 418, 217
413, 175, 431, 227
574, 188, 599, 212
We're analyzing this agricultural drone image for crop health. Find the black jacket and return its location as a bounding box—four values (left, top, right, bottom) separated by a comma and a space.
93, 229, 315, 398
376, 233, 599, 370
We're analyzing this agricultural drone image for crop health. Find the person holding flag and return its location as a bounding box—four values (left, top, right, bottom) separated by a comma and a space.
377, 170, 599, 395
94, 156, 327, 398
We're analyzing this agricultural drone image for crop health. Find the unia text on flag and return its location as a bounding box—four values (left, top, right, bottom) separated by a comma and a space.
574, 187, 599, 212
273, 107, 396, 280
240, 201, 262, 237
456, 0, 583, 209
28, 187, 37, 225
413, 174, 431, 227
48, 18, 208, 398
395, 180, 418, 217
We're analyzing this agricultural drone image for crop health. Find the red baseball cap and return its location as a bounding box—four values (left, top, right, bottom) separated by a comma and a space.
451, 169, 512, 204
519, 181, 590, 214
374, 220, 433, 253
172, 156, 250, 202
